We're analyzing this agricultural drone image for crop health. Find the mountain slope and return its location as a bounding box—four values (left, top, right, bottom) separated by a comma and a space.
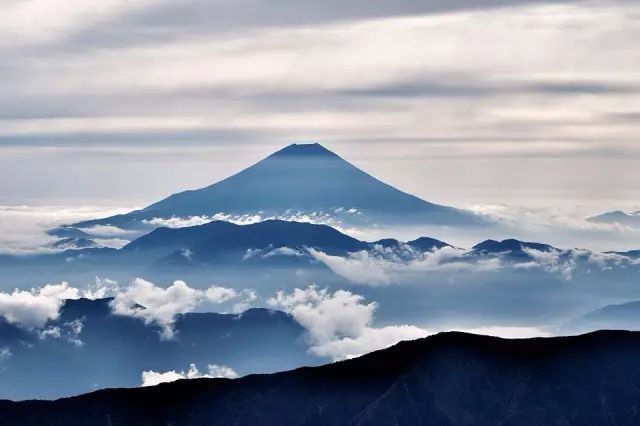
71, 143, 486, 230
0, 298, 316, 400
112, 220, 452, 267
3, 331, 640, 425
471, 238, 557, 261
123, 219, 369, 257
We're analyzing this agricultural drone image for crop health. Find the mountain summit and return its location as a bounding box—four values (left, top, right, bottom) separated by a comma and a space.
270, 142, 337, 157
72, 143, 486, 230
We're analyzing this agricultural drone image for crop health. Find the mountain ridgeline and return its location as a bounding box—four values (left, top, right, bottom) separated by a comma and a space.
3, 331, 640, 425
0, 298, 315, 400
70, 143, 488, 230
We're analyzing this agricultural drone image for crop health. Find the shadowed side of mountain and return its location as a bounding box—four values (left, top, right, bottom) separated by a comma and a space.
2, 331, 640, 425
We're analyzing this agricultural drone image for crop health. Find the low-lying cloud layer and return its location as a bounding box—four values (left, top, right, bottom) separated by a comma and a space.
268, 286, 430, 360
111, 278, 256, 339
0, 205, 133, 254
309, 240, 640, 285
0, 278, 256, 340
267, 285, 554, 360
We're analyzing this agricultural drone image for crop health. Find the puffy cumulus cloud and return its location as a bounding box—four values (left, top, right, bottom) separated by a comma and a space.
82, 277, 120, 300
310, 325, 430, 360
0, 282, 78, 329
517, 248, 576, 281
0, 277, 256, 341
110, 278, 255, 339
268, 286, 430, 360
141, 363, 238, 387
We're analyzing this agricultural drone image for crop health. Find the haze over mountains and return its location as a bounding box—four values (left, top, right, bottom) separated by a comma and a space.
70, 143, 487, 232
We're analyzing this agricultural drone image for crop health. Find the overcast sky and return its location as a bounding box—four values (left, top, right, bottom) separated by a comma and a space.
1, 0, 639, 211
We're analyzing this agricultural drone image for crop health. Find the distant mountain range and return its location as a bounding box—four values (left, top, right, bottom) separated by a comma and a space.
3, 330, 640, 425
471, 238, 556, 260
4, 220, 452, 275
3, 220, 639, 285
563, 300, 640, 334
68, 143, 488, 232
589, 210, 640, 227
120, 219, 453, 267
0, 298, 316, 400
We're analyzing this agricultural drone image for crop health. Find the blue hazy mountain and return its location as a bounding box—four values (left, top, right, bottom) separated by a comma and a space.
70, 143, 487, 231
0, 219, 453, 288
588, 210, 640, 227
51, 237, 98, 250
471, 238, 556, 261
123, 219, 369, 258
406, 236, 452, 251
563, 301, 640, 334
609, 249, 640, 258
3, 331, 640, 425
0, 298, 317, 400
120, 220, 455, 267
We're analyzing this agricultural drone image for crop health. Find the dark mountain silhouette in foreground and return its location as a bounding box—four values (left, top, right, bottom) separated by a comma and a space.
3, 330, 640, 425
70, 143, 487, 231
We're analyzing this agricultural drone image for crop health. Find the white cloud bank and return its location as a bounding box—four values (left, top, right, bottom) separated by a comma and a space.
141, 363, 238, 387
308, 245, 503, 285
0, 278, 256, 341
267, 285, 553, 360
0, 278, 555, 361
0, 283, 78, 328
0, 205, 133, 255
110, 278, 256, 339
142, 210, 366, 239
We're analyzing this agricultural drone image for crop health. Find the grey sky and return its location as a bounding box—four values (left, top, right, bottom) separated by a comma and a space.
0, 0, 639, 210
